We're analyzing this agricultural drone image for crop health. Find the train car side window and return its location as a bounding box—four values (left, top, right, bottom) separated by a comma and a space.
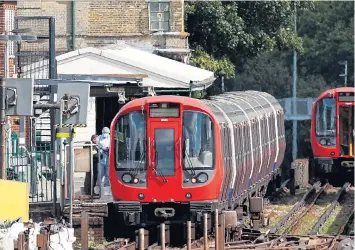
115, 111, 146, 170
183, 111, 215, 169
315, 97, 336, 136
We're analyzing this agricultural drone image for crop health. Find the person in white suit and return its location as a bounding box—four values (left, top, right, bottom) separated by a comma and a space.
94, 127, 111, 196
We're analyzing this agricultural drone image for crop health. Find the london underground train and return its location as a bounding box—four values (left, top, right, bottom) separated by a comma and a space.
311, 87, 354, 175
108, 91, 286, 227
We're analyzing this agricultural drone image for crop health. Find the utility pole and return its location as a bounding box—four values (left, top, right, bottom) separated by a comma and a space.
339, 61, 348, 87
292, 1, 298, 161
0, 78, 6, 179
219, 70, 226, 93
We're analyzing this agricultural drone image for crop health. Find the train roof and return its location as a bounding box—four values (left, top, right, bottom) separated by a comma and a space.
316, 87, 355, 102
118, 91, 281, 119
320, 87, 354, 95
119, 95, 212, 113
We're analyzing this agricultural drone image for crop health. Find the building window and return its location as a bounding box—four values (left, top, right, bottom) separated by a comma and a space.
5, 9, 15, 57
149, 1, 170, 32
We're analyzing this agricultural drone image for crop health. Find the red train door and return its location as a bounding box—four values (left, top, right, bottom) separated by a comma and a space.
148, 121, 182, 201
338, 103, 354, 157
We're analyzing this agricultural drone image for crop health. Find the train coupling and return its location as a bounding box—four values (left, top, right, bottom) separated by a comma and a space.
154, 207, 175, 218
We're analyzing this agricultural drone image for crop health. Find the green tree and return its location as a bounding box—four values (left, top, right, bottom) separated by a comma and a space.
298, 1, 354, 86
231, 51, 328, 98
185, 1, 309, 67
191, 46, 235, 78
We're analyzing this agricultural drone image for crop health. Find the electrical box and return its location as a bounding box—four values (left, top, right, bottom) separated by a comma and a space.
5, 78, 34, 116
55, 82, 89, 126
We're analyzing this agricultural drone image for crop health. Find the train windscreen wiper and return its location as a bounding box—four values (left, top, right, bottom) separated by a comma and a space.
130, 150, 145, 177
154, 150, 167, 183
184, 139, 196, 176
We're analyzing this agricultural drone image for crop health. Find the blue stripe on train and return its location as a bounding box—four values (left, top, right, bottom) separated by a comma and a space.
231, 162, 278, 196
228, 188, 233, 200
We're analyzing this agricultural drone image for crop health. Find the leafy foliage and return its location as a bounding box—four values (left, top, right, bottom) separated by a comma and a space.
231, 51, 328, 98
298, 1, 354, 86
185, 1, 354, 166
191, 47, 235, 78
185, 1, 309, 66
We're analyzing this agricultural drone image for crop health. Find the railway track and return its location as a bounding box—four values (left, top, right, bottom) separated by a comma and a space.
100, 183, 355, 250
109, 229, 353, 250
79, 181, 354, 250
104, 207, 354, 250
267, 181, 354, 237
310, 182, 352, 235
268, 181, 325, 235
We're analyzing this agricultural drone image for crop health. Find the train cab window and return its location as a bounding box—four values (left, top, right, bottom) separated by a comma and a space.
315, 98, 336, 136
183, 111, 215, 169
115, 111, 146, 170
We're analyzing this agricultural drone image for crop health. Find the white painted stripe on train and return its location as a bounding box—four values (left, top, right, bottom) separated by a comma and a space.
214, 96, 254, 187
209, 101, 237, 189
232, 93, 263, 175
252, 92, 280, 167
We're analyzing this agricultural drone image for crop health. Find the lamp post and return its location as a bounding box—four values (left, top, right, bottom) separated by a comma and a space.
292, 1, 298, 161
338, 61, 348, 87
219, 70, 226, 93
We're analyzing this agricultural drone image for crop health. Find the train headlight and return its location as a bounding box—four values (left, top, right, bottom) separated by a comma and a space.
138, 193, 144, 200
320, 138, 327, 145
196, 172, 208, 183
133, 177, 140, 184
121, 173, 133, 183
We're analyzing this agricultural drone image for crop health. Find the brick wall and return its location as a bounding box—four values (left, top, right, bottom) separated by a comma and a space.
17, 0, 186, 52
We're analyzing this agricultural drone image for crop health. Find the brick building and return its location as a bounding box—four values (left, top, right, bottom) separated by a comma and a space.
16, 0, 190, 61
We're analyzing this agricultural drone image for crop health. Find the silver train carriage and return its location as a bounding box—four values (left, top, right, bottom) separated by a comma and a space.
202, 91, 286, 205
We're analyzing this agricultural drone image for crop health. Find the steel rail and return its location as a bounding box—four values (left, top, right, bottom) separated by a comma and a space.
283, 183, 329, 234
310, 182, 351, 235
269, 181, 321, 234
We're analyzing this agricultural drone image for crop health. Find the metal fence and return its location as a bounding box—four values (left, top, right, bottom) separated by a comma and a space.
6, 143, 55, 203
15, 16, 56, 79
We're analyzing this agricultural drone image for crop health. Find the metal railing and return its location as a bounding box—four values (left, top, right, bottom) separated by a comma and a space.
6, 144, 54, 203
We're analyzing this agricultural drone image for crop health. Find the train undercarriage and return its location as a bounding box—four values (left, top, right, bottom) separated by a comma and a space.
106, 168, 283, 242
311, 157, 354, 186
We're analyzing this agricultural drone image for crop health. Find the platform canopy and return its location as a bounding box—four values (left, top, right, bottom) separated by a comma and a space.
22, 44, 216, 91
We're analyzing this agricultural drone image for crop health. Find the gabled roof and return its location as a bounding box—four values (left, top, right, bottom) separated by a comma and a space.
23, 45, 215, 90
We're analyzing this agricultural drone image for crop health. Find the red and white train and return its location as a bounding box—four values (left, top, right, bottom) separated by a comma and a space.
108, 91, 285, 227
311, 87, 354, 174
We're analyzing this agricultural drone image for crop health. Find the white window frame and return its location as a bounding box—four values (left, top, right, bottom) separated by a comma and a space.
5, 9, 15, 57
148, 0, 171, 32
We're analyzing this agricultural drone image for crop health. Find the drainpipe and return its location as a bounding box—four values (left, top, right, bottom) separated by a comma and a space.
71, 0, 75, 50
